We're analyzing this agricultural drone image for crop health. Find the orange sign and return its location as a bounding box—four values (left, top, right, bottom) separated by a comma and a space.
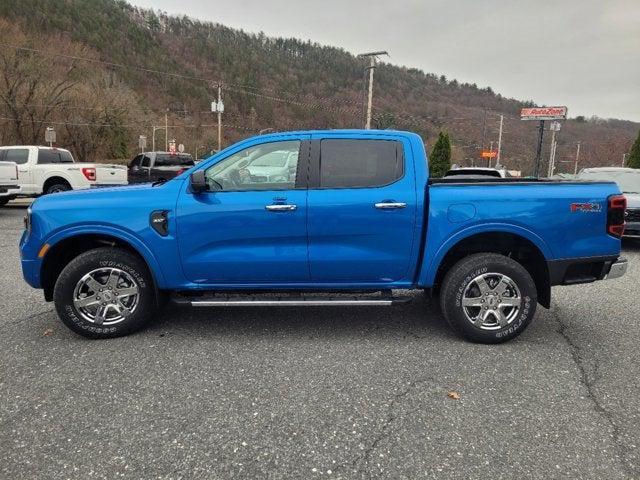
481, 150, 497, 159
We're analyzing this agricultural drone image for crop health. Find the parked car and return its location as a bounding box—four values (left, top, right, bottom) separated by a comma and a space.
128, 152, 195, 184
0, 146, 127, 198
0, 158, 21, 206
578, 167, 640, 238
20, 130, 627, 343
444, 167, 511, 179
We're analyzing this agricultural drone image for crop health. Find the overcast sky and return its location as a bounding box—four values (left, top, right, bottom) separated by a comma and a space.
130, 0, 640, 122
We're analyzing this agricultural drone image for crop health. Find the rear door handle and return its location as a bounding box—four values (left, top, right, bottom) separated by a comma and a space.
375, 202, 406, 210
265, 204, 297, 211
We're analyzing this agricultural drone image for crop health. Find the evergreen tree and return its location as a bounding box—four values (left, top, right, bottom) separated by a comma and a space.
627, 129, 640, 168
429, 131, 452, 178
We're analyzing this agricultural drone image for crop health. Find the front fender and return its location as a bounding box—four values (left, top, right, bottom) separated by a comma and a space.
419, 222, 553, 286
43, 224, 167, 288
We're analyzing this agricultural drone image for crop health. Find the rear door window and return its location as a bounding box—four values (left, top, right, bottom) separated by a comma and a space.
37, 149, 73, 164
318, 139, 404, 188
37, 149, 61, 164
4, 149, 29, 164
155, 154, 195, 167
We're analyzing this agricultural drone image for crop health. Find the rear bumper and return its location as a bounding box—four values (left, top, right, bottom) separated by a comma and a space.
548, 255, 626, 286
0, 184, 20, 196
605, 258, 628, 279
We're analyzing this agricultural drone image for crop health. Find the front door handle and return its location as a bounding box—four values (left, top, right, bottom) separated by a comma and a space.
265, 204, 297, 212
375, 202, 407, 210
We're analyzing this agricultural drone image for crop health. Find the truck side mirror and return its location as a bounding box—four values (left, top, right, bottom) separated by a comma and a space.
190, 170, 208, 193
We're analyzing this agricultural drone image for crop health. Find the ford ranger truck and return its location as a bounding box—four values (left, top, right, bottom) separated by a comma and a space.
19, 130, 628, 343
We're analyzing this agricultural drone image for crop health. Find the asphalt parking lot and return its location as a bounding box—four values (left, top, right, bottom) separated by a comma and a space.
1, 202, 639, 479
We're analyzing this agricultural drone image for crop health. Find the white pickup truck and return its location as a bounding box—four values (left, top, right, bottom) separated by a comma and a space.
0, 159, 21, 204
0, 146, 127, 204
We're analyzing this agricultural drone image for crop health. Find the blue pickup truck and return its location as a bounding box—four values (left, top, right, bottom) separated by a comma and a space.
20, 130, 628, 343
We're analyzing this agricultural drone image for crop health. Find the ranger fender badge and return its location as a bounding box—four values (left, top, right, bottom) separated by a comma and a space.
570, 202, 602, 213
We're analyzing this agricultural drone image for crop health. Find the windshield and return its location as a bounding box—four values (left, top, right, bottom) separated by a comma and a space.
249, 151, 291, 167
579, 171, 640, 194
155, 154, 194, 167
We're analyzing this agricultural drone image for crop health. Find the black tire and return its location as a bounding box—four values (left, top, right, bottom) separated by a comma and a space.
439, 253, 537, 344
53, 247, 157, 339
0, 197, 9, 206
45, 182, 71, 195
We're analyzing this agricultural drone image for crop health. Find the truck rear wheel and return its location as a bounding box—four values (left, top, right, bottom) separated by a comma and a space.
45, 182, 70, 194
53, 247, 157, 339
439, 253, 537, 343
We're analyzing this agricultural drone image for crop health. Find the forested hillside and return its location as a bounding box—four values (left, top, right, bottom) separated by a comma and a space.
0, 0, 637, 173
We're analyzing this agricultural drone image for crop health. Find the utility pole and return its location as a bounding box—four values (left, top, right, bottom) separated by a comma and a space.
496, 114, 504, 165
574, 142, 581, 175
211, 84, 225, 151
165, 111, 169, 151
488, 141, 494, 167
622, 153, 627, 167
217, 85, 223, 151
357, 51, 388, 129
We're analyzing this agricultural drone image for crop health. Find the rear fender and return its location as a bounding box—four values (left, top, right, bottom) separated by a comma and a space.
419, 222, 553, 286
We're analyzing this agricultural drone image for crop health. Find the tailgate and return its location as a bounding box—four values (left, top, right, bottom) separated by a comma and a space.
0, 161, 18, 182
95, 165, 128, 185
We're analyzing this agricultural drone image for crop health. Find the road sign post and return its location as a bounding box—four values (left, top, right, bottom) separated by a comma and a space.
138, 135, 147, 154
44, 126, 56, 147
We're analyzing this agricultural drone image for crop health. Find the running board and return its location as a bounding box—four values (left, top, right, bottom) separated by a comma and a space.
171, 293, 411, 307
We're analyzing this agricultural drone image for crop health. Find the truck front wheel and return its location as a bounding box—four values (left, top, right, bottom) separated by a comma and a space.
53, 247, 157, 338
440, 253, 537, 344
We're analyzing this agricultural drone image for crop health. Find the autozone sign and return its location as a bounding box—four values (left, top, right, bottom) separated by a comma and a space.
520, 106, 568, 121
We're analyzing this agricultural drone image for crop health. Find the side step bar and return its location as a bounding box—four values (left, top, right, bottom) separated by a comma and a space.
171, 293, 412, 307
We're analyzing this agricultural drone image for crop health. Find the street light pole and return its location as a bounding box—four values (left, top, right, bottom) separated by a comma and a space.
152, 126, 166, 152
496, 114, 504, 165
357, 51, 388, 129
574, 142, 581, 175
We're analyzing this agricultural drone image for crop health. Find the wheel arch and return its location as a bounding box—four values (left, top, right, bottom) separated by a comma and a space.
42, 175, 72, 193
40, 227, 166, 301
426, 228, 552, 308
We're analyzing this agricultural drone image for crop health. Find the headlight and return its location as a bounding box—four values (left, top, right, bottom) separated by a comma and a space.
24, 207, 32, 233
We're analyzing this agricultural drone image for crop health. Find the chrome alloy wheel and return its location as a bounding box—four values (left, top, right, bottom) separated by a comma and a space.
72, 268, 140, 325
461, 273, 522, 330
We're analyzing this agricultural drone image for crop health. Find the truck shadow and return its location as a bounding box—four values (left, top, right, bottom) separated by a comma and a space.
622, 239, 640, 252
145, 292, 460, 342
